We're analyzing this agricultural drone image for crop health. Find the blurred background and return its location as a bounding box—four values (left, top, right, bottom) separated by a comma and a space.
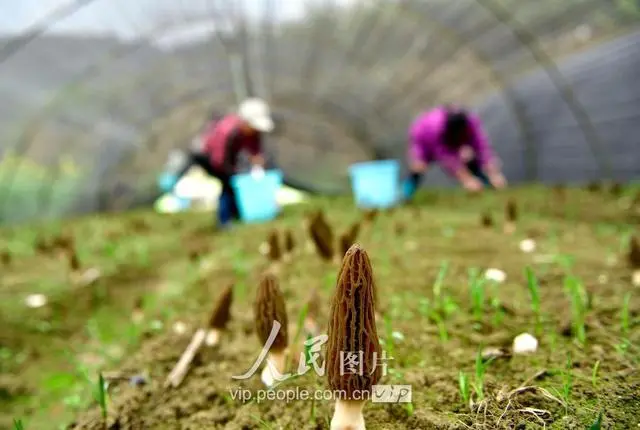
1, 0, 639, 225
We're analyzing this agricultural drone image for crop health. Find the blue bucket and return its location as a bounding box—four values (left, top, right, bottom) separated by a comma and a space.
348, 160, 400, 209
231, 169, 283, 223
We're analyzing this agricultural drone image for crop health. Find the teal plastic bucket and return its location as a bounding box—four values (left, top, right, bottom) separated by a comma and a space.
348, 160, 400, 208
231, 169, 283, 223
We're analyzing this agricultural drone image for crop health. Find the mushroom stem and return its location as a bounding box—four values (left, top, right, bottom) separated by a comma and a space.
165, 328, 207, 388
331, 399, 366, 430
632, 269, 640, 287
260, 349, 287, 387
205, 328, 221, 346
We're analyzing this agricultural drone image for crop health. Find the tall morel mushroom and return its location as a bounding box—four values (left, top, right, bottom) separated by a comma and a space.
326, 244, 382, 430
267, 229, 282, 262
255, 274, 289, 387
628, 236, 640, 286
309, 210, 334, 261
206, 284, 234, 346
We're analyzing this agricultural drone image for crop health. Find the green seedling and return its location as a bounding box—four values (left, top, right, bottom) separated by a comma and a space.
525, 267, 542, 334
251, 415, 274, 429
404, 401, 414, 417
564, 276, 587, 345
469, 268, 486, 321
473, 350, 488, 401
13, 419, 25, 430
287, 304, 309, 370
592, 360, 600, 388
429, 311, 449, 342
383, 314, 395, 359
95, 372, 107, 425
309, 394, 317, 425
433, 260, 449, 305
589, 410, 604, 430
616, 293, 632, 355
458, 371, 470, 406
552, 354, 573, 415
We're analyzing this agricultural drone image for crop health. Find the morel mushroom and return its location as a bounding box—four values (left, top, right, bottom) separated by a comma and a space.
131, 297, 144, 324
304, 288, 321, 336
362, 209, 378, 224
284, 229, 295, 255
255, 274, 289, 387
309, 211, 334, 261
587, 181, 601, 193
1, 250, 11, 266
504, 199, 517, 234
629, 236, 640, 286
338, 222, 361, 257
481, 212, 494, 228
206, 284, 234, 346
267, 229, 282, 262
326, 244, 381, 430
610, 182, 623, 197
68, 250, 81, 271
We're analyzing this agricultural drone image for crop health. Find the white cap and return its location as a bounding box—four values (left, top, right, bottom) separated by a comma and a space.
238, 98, 274, 133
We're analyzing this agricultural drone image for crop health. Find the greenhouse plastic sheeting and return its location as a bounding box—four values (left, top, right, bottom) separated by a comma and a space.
0, 0, 639, 223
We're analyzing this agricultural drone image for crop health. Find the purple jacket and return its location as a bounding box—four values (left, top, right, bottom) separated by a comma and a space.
408, 107, 494, 177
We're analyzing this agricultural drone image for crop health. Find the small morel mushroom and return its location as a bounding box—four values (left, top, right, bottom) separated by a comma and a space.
35, 237, 50, 254
338, 232, 352, 257
504, 199, 517, 234
628, 236, 640, 286
394, 221, 405, 236
362, 209, 379, 224
267, 229, 282, 262
587, 181, 601, 193
309, 211, 334, 261
284, 229, 295, 254
52, 234, 74, 251
206, 284, 234, 346
610, 182, 623, 197
481, 212, 494, 228
1, 250, 11, 266
304, 288, 321, 336
68, 250, 81, 271
255, 274, 289, 387
131, 297, 144, 324
326, 244, 381, 430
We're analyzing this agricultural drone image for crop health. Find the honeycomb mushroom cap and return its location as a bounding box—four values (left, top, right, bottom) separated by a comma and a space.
208, 285, 234, 330
255, 274, 289, 351
326, 244, 381, 397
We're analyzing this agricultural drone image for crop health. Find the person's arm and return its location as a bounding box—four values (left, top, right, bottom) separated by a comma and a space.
468, 114, 506, 188
220, 129, 243, 176
433, 145, 483, 192
247, 133, 264, 168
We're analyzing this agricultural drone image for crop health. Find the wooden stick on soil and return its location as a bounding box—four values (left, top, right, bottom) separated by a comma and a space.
164, 328, 207, 388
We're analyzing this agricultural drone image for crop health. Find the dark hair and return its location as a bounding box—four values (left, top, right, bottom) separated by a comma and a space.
443, 109, 470, 148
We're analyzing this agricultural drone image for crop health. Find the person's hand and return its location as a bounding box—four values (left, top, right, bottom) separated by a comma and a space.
251, 165, 265, 180
461, 176, 484, 193
489, 172, 507, 189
